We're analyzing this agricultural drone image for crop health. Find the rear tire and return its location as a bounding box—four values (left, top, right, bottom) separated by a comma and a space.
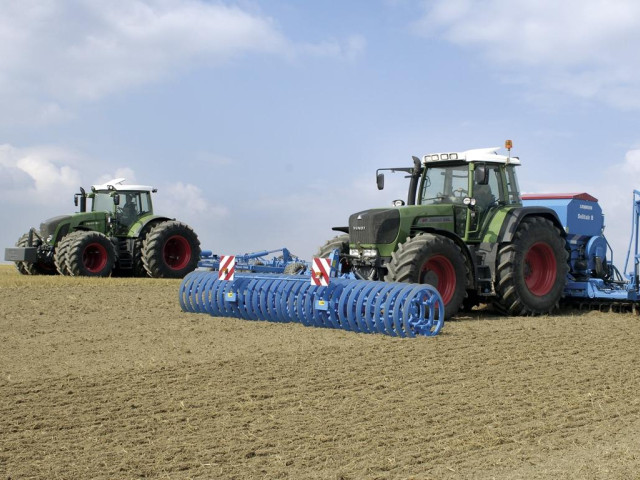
385, 233, 468, 320
142, 221, 200, 278
131, 237, 148, 277
66, 231, 116, 277
493, 217, 568, 315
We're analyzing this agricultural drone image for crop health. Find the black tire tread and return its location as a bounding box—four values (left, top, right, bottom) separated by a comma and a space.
54, 231, 83, 275
142, 221, 201, 278
14, 234, 31, 275
315, 234, 351, 274
493, 216, 568, 315
316, 234, 349, 257
66, 231, 116, 277
385, 233, 469, 319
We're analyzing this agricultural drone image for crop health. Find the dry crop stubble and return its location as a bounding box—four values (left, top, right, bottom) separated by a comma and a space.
1, 264, 639, 479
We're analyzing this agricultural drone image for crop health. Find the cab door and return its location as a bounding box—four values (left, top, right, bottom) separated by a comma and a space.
466, 164, 505, 240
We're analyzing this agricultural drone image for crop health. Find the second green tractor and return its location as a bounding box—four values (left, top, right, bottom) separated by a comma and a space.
318, 142, 568, 319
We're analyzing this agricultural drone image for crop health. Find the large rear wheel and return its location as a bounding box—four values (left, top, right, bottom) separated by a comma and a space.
385, 233, 468, 319
66, 231, 116, 277
142, 221, 201, 278
493, 216, 568, 315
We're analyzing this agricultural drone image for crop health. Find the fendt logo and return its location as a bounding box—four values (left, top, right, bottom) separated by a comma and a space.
352, 226, 366, 231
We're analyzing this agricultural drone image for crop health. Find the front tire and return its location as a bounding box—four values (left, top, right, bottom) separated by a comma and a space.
142, 221, 200, 278
316, 234, 351, 274
55, 231, 83, 275
493, 216, 568, 315
14, 234, 31, 275
386, 233, 468, 319
66, 231, 116, 277
15, 233, 56, 275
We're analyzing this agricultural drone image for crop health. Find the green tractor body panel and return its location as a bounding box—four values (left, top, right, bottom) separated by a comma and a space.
477, 207, 514, 244
42, 212, 110, 246
350, 205, 458, 258
124, 214, 172, 238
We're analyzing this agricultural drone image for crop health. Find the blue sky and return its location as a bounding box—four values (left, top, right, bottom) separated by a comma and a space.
2, 0, 640, 268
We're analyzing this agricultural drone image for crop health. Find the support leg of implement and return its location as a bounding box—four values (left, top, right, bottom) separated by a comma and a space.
179, 273, 445, 337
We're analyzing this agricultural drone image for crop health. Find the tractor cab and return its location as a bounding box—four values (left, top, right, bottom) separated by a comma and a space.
415, 147, 522, 241
86, 178, 157, 235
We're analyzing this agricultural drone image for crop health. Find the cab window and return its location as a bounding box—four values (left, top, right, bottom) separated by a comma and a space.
505, 166, 521, 204
420, 165, 469, 205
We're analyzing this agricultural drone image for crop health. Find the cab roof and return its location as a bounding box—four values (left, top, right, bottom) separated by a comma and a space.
91, 178, 157, 193
422, 147, 521, 165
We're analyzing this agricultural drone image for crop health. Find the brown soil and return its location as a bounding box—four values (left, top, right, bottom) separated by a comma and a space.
1, 265, 639, 479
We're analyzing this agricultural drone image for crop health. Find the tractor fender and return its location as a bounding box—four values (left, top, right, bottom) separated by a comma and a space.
129, 215, 173, 237
498, 207, 565, 243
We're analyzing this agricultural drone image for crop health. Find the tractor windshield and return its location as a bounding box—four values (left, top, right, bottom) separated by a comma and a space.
420, 165, 469, 205
92, 192, 116, 212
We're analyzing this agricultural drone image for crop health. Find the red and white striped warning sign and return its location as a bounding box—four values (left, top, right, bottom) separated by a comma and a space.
311, 257, 331, 286
218, 255, 236, 281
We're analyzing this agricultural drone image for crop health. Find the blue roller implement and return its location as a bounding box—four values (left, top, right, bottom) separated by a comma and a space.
179, 271, 445, 337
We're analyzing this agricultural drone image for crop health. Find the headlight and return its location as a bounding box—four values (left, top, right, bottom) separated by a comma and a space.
350, 248, 378, 258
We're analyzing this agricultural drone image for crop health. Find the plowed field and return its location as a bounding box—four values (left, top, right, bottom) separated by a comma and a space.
1, 265, 639, 479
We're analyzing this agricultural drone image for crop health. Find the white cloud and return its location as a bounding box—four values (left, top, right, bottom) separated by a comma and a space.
415, 0, 640, 108
299, 34, 367, 61
95, 168, 138, 186
0, 1, 287, 101
159, 181, 228, 217
0, 144, 83, 201
0, 0, 366, 124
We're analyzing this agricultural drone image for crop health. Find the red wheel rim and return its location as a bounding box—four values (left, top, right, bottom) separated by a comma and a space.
525, 242, 557, 296
421, 255, 456, 304
83, 242, 108, 273
163, 235, 191, 270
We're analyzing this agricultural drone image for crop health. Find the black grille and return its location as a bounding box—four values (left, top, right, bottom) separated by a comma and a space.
349, 209, 400, 244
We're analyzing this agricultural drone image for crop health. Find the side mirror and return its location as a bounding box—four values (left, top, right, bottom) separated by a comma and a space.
74, 195, 78, 207
474, 164, 488, 185
376, 173, 385, 190
113, 193, 120, 206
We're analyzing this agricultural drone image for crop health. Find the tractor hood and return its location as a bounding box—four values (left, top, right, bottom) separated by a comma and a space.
40, 215, 72, 239
349, 208, 401, 245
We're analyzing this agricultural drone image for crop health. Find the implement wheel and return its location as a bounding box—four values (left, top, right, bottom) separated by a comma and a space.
494, 216, 568, 315
142, 221, 200, 278
386, 233, 468, 319
67, 231, 116, 277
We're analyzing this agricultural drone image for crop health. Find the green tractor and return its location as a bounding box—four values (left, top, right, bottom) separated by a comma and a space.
318, 142, 568, 319
5, 178, 201, 278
